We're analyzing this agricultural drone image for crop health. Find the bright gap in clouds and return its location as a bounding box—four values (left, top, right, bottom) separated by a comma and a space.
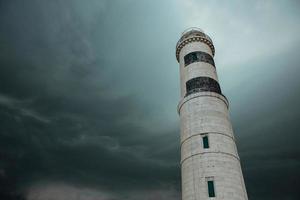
179, 0, 300, 68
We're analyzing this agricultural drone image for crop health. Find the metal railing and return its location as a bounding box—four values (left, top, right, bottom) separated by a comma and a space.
176, 27, 213, 47
181, 27, 204, 35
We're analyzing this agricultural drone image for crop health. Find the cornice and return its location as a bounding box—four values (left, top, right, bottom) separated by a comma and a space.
176, 36, 215, 62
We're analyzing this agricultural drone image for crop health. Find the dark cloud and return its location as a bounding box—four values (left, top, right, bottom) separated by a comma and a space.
0, 0, 181, 198
0, 0, 299, 199
224, 40, 300, 199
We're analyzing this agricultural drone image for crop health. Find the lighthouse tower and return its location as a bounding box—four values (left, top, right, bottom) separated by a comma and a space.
176, 28, 248, 200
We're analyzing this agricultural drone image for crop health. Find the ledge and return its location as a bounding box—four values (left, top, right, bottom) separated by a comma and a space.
177, 91, 229, 115
180, 151, 240, 165
180, 132, 235, 149
176, 36, 215, 62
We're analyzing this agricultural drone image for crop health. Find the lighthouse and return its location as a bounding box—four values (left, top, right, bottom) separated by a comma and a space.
176, 28, 248, 200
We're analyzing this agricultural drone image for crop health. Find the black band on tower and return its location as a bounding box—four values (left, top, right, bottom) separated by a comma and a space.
184, 51, 215, 67
185, 77, 221, 96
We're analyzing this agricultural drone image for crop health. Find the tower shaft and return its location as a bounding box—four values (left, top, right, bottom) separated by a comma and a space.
176, 28, 248, 200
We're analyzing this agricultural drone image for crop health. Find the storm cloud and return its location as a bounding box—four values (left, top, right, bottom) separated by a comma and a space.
0, 0, 299, 199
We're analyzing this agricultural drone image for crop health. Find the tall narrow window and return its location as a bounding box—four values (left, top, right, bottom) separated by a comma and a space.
202, 135, 209, 149
207, 180, 215, 197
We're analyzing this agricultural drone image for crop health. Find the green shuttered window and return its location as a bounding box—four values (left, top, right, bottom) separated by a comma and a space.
207, 180, 215, 197
203, 135, 209, 149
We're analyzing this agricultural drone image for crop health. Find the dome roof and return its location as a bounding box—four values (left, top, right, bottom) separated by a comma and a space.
182, 27, 205, 35
177, 27, 212, 46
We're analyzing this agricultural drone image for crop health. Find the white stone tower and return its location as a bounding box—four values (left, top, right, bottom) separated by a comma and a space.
176, 28, 248, 200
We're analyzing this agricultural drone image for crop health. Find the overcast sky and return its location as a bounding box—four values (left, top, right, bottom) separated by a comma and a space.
0, 0, 300, 199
